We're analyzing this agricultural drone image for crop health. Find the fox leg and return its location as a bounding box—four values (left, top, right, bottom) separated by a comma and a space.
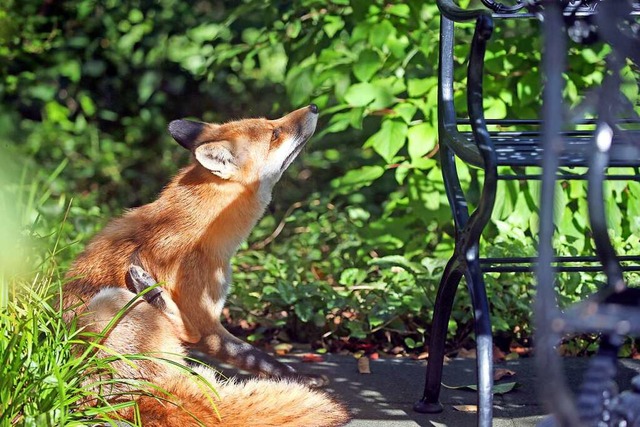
126, 264, 201, 344
128, 264, 327, 387
197, 325, 328, 387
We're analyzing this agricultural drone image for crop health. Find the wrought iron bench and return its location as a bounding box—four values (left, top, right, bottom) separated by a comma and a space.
414, 1, 640, 426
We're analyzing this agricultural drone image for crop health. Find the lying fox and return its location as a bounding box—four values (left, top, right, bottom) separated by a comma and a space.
64, 105, 349, 425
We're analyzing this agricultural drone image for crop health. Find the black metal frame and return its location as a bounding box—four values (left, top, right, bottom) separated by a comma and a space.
536, 1, 640, 426
413, 4, 496, 425
417, 0, 640, 426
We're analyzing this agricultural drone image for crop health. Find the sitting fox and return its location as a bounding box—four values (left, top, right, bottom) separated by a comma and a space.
64, 105, 349, 425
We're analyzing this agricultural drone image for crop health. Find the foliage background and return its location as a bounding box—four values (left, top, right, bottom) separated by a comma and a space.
2, 0, 639, 358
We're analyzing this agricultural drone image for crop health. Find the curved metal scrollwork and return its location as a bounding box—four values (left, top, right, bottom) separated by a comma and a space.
479, 0, 526, 13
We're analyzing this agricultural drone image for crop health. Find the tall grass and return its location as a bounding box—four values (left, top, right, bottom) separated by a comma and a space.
0, 157, 133, 426
0, 273, 135, 426
0, 158, 217, 426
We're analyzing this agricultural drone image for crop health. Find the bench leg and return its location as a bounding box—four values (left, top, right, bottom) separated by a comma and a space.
465, 252, 493, 427
414, 255, 463, 414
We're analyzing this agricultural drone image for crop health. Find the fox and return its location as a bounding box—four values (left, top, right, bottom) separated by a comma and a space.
63, 104, 349, 425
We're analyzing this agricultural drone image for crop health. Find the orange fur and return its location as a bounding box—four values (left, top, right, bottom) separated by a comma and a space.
66, 106, 348, 425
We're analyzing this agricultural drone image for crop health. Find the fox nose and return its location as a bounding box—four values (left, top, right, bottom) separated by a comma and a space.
308, 104, 318, 114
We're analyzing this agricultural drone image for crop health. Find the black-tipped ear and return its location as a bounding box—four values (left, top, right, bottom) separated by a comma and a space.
168, 119, 205, 150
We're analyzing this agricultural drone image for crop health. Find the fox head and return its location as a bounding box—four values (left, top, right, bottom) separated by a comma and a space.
168, 105, 318, 196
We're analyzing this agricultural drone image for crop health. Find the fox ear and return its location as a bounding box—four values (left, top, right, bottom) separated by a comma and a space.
168, 119, 205, 150
194, 142, 237, 179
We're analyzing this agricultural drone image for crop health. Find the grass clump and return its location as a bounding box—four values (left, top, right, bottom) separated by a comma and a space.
0, 274, 136, 426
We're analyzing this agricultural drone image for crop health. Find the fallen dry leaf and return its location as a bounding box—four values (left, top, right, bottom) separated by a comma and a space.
452, 405, 477, 413
510, 344, 532, 356
505, 352, 520, 361
493, 346, 506, 362
357, 356, 371, 374
410, 351, 429, 360
494, 368, 516, 381
442, 381, 518, 395
390, 346, 405, 355
457, 348, 476, 358
274, 343, 293, 356
301, 353, 324, 363
369, 352, 379, 360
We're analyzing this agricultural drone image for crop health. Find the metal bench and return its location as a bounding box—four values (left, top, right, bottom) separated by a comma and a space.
414, 1, 640, 426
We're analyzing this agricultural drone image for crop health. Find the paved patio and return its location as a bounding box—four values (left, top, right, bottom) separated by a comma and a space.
216, 353, 640, 427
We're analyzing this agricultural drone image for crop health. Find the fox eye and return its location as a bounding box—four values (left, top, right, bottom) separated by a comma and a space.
271, 128, 281, 141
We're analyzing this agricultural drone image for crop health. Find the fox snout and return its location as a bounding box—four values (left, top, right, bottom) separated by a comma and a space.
274, 104, 318, 172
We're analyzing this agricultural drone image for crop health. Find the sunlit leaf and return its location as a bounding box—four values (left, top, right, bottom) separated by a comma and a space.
364, 119, 408, 163
353, 49, 382, 82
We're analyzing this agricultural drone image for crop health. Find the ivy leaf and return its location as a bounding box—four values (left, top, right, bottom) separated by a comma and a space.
344, 82, 376, 106
323, 15, 344, 38
407, 122, 436, 160
286, 68, 314, 107
369, 20, 395, 48
407, 77, 437, 98
386, 4, 410, 18
353, 49, 382, 82
340, 268, 367, 287
364, 119, 408, 163
331, 165, 386, 193
484, 97, 507, 119
393, 103, 417, 124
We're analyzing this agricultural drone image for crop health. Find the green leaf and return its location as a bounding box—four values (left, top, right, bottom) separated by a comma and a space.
369, 20, 395, 48
605, 196, 622, 237
364, 119, 408, 163
394, 103, 417, 124
331, 165, 386, 193
263, 285, 278, 295
138, 71, 160, 103
78, 95, 96, 117
369, 255, 427, 274
340, 268, 367, 287
189, 23, 224, 43
407, 77, 436, 98
386, 4, 410, 18
484, 97, 507, 119
404, 337, 417, 348
353, 49, 382, 82
407, 170, 440, 212
286, 68, 314, 106
407, 123, 436, 160
344, 82, 376, 107
58, 61, 81, 83
323, 15, 345, 38
369, 77, 403, 110
442, 382, 518, 395
370, 84, 396, 110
